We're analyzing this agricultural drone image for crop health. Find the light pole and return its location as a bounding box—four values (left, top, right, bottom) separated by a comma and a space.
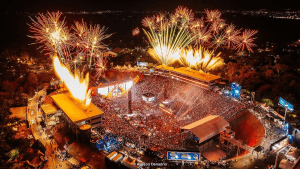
284, 103, 288, 124
251, 92, 255, 104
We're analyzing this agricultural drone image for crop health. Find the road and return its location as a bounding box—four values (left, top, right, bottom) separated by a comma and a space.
27, 88, 71, 169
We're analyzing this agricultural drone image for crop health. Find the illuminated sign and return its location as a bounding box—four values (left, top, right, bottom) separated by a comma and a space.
279, 97, 294, 112
98, 87, 109, 95
97, 80, 133, 97
137, 62, 148, 67
230, 82, 241, 99
167, 151, 200, 161
125, 81, 133, 89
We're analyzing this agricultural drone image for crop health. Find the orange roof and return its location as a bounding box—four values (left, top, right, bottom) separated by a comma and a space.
10, 106, 27, 120
182, 115, 229, 143
41, 104, 59, 115
51, 93, 103, 123
156, 65, 221, 83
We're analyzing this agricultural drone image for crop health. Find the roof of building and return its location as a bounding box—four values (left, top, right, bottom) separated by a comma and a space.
287, 148, 300, 160
10, 106, 27, 121
156, 65, 221, 83
112, 154, 123, 162
279, 159, 294, 169
122, 156, 135, 165
41, 104, 59, 115
181, 115, 229, 144
104, 51, 117, 57
107, 151, 117, 160
51, 93, 104, 124
111, 47, 123, 53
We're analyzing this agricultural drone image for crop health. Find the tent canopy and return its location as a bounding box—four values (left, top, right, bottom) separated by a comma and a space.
287, 148, 300, 160
279, 159, 294, 169
181, 115, 229, 143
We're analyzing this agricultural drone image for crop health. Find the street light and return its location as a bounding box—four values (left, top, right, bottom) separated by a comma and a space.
284, 103, 288, 124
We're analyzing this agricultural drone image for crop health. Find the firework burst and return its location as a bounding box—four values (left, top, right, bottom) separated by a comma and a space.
192, 27, 212, 47
142, 16, 156, 29
224, 24, 241, 49
205, 9, 222, 23
211, 34, 226, 50
235, 29, 258, 53
72, 20, 112, 68
95, 56, 107, 79
132, 27, 140, 36
143, 11, 195, 65
29, 11, 112, 76
174, 5, 194, 23
179, 46, 223, 72
28, 11, 71, 62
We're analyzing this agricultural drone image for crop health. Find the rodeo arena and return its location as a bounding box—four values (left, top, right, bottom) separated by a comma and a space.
40, 63, 300, 169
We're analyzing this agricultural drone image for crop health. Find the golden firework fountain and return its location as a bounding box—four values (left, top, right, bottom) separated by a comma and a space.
53, 54, 91, 110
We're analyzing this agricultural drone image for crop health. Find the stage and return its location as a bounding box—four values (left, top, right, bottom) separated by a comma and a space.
202, 146, 226, 161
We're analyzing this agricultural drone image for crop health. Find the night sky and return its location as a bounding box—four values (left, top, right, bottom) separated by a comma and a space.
2, 0, 300, 12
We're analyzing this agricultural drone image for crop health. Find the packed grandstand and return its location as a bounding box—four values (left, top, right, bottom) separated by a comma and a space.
92, 73, 248, 151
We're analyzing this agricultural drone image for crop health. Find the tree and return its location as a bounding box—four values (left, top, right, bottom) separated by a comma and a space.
18, 87, 24, 95
20, 51, 29, 61
273, 63, 290, 77
1, 81, 18, 97
264, 56, 273, 66
27, 73, 38, 86
264, 69, 274, 80
0, 103, 11, 123
25, 86, 35, 97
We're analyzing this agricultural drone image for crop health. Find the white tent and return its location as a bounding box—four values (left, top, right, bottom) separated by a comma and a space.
279, 159, 294, 169
286, 148, 300, 162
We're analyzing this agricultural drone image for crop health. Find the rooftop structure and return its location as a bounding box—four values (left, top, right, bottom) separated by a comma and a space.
181, 115, 229, 144
51, 92, 104, 124
9, 106, 27, 121
156, 65, 221, 83
41, 104, 59, 116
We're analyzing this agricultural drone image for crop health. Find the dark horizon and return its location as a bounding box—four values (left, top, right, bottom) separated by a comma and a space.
2, 0, 300, 13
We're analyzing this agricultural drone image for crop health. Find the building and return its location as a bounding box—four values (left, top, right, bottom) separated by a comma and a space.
104, 51, 117, 57
41, 103, 61, 127
50, 92, 104, 139
155, 65, 221, 90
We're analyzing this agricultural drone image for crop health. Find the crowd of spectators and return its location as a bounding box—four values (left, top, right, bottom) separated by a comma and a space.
92, 75, 247, 152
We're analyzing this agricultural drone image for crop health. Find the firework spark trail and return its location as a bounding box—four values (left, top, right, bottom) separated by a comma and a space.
29, 11, 112, 75
142, 6, 258, 70
142, 10, 195, 65
179, 88, 213, 119
179, 46, 223, 72
175, 5, 195, 22
95, 57, 107, 79
178, 91, 216, 122
175, 85, 199, 116
132, 27, 140, 36
211, 33, 227, 50
235, 29, 258, 53
72, 20, 112, 68
225, 24, 242, 49
166, 79, 189, 112
178, 87, 203, 117
205, 9, 222, 23
195, 28, 212, 46
28, 11, 71, 61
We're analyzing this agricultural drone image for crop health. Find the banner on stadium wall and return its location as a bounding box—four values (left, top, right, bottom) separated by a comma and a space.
279, 97, 294, 112
167, 151, 200, 161
137, 62, 148, 67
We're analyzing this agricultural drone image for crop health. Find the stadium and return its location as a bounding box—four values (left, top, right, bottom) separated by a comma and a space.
87, 66, 265, 162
